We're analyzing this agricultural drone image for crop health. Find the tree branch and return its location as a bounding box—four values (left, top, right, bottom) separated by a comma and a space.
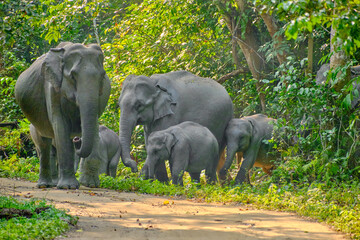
217, 69, 249, 83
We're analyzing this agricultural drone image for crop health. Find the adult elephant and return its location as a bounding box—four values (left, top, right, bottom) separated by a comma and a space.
118, 70, 233, 181
15, 42, 111, 189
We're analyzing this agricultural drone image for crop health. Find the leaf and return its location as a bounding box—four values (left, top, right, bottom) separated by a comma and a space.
342, 93, 352, 109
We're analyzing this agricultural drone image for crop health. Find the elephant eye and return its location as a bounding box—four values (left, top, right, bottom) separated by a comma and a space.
134, 101, 143, 111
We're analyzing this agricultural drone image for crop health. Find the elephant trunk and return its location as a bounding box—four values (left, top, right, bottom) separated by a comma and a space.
148, 159, 156, 179
74, 93, 99, 158
140, 158, 156, 179
119, 114, 138, 172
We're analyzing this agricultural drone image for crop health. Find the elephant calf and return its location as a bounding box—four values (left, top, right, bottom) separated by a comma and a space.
219, 114, 277, 185
140, 121, 219, 185
77, 125, 122, 188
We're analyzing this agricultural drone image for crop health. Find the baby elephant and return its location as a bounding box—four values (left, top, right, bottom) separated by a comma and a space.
140, 121, 219, 185
219, 114, 277, 184
77, 125, 121, 187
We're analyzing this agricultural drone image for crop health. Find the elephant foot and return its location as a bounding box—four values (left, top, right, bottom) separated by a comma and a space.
79, 173, 100, 188
37, 179, 56, 188
57, 176, 80, 189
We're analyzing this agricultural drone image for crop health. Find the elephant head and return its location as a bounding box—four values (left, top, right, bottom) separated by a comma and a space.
118, 74, 176, 172
219, 119, 253, 178
43, 42, 109, 158
140, 131, 177, 179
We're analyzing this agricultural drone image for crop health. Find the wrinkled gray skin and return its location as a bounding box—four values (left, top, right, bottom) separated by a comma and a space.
118, 70, 233, 181
77, 125, 121, 188
316, 64, 360, 108
141, 121, 219, 185
30, 124, 59, 184
15, 42, 111, 189
219, 114, 277, 185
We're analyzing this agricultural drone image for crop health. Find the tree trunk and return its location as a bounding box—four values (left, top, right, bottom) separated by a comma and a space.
306, 32, 314, 76
330, 24, 350, 92
260, 12, 288, 65
216, 0, 267, 112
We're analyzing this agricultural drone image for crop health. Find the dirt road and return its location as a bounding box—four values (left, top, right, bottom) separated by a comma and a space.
0, 178, 346, 240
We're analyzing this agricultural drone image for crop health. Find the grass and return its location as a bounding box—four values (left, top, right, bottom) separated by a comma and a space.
1, 154, 359, 239
0, 155, 77, 240
0, 196, 78, 240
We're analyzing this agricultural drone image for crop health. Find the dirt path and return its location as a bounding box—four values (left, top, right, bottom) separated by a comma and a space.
0, 178, 346, 240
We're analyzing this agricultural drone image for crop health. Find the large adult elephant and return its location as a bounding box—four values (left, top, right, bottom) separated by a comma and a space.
118, 70, 233, 181
15, 42, 111, 189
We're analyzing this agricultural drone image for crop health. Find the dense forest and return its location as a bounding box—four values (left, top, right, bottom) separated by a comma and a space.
1, 0, 360, 238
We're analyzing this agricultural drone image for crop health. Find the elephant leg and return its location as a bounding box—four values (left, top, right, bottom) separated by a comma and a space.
79, 155, 102, 188
245, 169, 252, 185
50, 145, 58, 185
154, 161, 169, 182
79, 135, 102, 188
189, 172, 201, 183
30, 125, 54, 188
35, 138, 55, 188
74, 154, 80, 173
235, 148, 258, 185
53, 122, 79, 189
171, 160, 186, 186
108, 149, 121, 178
206, 152, 219, 184
219, 142, 238, 181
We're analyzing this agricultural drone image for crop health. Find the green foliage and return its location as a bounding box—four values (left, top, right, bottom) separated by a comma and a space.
1, 0, 50, 64
38, 0, 103, 44
0, 196, 77, 240
0, 52, 28, 122
105, 0, 232, 78
255, 0, 360, 56
0, 119, 36, 159
0, 155, 39, 181
260, 57, 360, 184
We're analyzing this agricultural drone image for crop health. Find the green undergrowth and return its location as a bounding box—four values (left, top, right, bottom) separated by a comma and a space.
100, 173, 360, 239
0, 196, 78, 240
0, 154, 39, 181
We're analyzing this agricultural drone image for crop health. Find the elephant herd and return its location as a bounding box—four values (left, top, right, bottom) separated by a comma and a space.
15, 42, 277, 189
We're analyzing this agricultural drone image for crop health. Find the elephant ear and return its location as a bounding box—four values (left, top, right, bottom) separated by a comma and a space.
247, 118, 257, 141
42, 48, 65, 93
154, 82, 177, 121
164, 132, 178, 154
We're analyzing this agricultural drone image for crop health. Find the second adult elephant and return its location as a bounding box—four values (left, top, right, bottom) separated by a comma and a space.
118, 70, 233, 181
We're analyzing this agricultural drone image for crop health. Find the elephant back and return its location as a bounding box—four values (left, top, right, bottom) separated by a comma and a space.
152, 71, 233, 145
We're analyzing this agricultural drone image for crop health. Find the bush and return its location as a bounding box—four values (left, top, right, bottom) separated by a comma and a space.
0, 119, 36, 160
0, 196, 77, 240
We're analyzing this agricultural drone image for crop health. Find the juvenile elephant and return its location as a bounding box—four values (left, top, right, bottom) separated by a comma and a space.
15, 42, 111, 189
140, 121, 219, 185
77, 125, 121, 187
219, 114, 277, 184
118, 70, 233, 181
